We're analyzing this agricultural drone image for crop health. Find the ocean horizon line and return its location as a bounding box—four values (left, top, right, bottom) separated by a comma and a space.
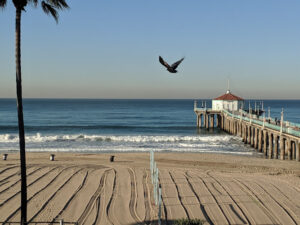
1, 98, 300, 101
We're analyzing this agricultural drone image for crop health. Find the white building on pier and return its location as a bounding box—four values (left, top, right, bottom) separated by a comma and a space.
212, 90, 244, 112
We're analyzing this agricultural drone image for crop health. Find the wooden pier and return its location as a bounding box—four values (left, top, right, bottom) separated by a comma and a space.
194, 101, 300, 162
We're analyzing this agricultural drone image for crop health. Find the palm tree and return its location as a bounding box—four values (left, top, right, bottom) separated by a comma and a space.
0, 0, 69, 224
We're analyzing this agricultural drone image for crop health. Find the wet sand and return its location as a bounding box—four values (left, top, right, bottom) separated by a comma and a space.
0, 152, 299, 224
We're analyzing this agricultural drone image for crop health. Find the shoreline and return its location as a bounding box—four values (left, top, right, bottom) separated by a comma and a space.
0, 149, 263, 156
1, 151, 299, 174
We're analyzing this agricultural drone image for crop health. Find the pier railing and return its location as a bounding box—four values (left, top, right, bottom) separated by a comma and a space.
194, 103, 299, 161
194, 104, 300, 137
222, 109, 300, 137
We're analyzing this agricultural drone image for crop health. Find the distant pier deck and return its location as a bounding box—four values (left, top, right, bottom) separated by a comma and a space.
194, 101, 300, 161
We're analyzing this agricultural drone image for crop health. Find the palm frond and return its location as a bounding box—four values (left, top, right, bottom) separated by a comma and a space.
47, 0, 69, 9
42, 1, 58, 22
0, 0, 7, 8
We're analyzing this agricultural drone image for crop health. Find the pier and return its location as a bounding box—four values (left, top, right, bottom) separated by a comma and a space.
194, 100, 300, 162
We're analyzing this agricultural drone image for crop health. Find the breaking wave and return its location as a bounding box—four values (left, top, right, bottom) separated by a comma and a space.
0, 133, 235, 143
0, 133, 255, 155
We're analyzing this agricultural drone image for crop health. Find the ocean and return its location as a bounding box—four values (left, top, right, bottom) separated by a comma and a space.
0, 99, 299, 155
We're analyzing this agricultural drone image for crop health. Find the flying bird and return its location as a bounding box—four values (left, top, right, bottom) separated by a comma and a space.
159, 56, 184, 73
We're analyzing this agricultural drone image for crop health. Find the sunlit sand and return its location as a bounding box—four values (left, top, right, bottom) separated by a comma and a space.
0, 152, 299, 224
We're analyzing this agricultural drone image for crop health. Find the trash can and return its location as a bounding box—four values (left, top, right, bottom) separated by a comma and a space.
110, 155, 115, 162
50, 154, 55, 161
3, 154, 8, 161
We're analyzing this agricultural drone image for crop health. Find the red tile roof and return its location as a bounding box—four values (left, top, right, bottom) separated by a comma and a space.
214, 92, 244, 101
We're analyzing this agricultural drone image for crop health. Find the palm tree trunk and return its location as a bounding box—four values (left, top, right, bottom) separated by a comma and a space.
15, 7, 27, 225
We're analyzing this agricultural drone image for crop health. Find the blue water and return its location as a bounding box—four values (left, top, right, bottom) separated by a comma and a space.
0, 99, 299, 154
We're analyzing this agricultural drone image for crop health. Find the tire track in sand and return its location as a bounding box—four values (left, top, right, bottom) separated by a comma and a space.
0, 167, 55, 197
0, 170, 20, 187
184, 172, 213, 225
27, 168, 84, 223
236, 178, 298, 225
0, 166, 36, 188
0, 166, 19, 176
187, 171, 230, 225
159, 173, 169, 225
0, 167, 60, 208
81, 195, 101, 225
268, 183, 300, 218
88, 169, 116, 225
160, 169, 178, 222
168, 171, 191, 220
2, 166, 76, 223
233, 178, 279, 225
142, 169, 152, 224
270, 183, 300, 205
205, 171, 250, 225
128, 168, 143, 224
77, 169, 109, 225
106, 169, 117, 225
91, 197, 101, 225
51, 171, 89, 223
254, 181, 299, 224
199, 171, 271, 225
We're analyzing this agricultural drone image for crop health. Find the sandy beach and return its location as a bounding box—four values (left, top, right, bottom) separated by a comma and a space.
0, 152, 299, 225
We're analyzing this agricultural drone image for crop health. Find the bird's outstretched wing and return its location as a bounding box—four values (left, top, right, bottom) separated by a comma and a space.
171, 57, 184, 69
159, 56, 170, 68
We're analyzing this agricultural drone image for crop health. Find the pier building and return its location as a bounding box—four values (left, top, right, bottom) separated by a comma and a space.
194, 92, 300, 162
212, 90, 244, 111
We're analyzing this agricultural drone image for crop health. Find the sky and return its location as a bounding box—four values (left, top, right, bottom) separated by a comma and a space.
1, 0, 300, 99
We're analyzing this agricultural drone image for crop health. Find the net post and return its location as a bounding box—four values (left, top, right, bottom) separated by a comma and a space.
158, 187, 162, 225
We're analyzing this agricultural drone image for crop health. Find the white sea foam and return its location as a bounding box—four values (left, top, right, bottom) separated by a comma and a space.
0, 133, 236, 143
0, 133, 254, 155
2, 146, 253, 155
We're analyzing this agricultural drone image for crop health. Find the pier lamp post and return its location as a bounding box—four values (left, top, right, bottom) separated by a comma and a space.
263, 112, 265, 128
240, 108, 242, 122
248, 102, 251, 115
268, 107, 271, 120
249, 103, 252, 124
194, 100, 197, 110
280, 108, 284, 134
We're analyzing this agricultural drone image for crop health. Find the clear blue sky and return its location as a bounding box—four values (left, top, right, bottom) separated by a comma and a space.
1, 0, 300, 99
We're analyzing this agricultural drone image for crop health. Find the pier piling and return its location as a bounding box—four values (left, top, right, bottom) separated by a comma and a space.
280, 137, 285, 160
274, 135, 279, 159
268, 133, 273, 159
296, 141, 300, 161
